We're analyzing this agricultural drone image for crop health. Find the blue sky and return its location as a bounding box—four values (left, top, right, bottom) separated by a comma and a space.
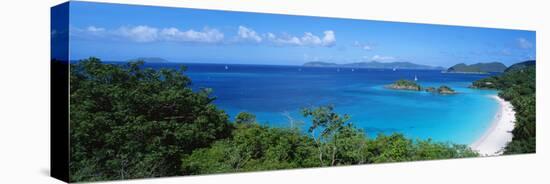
58, 1, 536, 67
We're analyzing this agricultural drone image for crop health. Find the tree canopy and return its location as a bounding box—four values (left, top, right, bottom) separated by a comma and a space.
69, 58, 479, 182
472, 63, 536, 154
69, 58, 232, 181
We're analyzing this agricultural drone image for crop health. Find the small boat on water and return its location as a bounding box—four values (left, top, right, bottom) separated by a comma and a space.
225, 65, 229, 70
414, 75, 418, 81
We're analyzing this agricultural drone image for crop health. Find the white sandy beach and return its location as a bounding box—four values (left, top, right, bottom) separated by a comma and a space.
470, 95, 516, 156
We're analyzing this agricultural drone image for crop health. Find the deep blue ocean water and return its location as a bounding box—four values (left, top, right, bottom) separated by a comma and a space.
142, 63, 499, 145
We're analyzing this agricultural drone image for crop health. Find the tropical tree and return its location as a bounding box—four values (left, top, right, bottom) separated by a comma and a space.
301, 105, 353, 166
235, 112, 257, 124
69, 58, 232, 181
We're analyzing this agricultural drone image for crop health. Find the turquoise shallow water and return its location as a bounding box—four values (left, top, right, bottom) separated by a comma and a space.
147, 63, 499, 145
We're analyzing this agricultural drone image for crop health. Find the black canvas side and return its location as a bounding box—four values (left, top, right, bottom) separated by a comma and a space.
51, 2, 70, 182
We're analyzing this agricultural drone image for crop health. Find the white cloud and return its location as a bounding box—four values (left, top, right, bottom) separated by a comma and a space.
75, 25, 224, 43
266, 30, 336, 47
371, 55, 395, 61
72, 25, 335, 47
266, 32, 276, 40
160, 27, 224, 43
237, 26, 262, 43
301, 32, 323, 45
517, 38, 533, 49
322, 30, 336, 46
81, 26, 106, 38
86, 26, 106, 33
117, 25, 159, 43
266, 33, 301, 45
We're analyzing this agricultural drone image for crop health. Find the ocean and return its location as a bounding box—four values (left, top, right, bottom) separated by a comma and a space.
143, 62, 499, 145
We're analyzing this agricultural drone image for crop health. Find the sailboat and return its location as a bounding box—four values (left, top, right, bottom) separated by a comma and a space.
351, 68, 355, 72
392, 67, 397, 71
225, 65, 229, 70
414, 75, 418, 81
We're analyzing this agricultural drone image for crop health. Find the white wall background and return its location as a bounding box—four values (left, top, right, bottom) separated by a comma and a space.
0, 0, 547, 183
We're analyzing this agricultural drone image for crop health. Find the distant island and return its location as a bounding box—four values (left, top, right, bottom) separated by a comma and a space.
435, 86, 456, 94
303, 61, 445, 70
386, 79, 422, 91
504, 60, 535, 72
128, 57, 170, 63
445, 62, 507, 74
386, 79, 456, 94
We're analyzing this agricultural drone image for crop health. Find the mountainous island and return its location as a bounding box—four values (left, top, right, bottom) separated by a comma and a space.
303, 61, 444, 70
504, 60, 535, 72
445, 62, 507, 74
386, 79, 422, 91
128, 57, 170, 63
433, 86, 456, 94
386, 79, 456, 94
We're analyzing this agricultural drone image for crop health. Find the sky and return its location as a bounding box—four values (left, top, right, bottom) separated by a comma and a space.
55, 1, 536, 67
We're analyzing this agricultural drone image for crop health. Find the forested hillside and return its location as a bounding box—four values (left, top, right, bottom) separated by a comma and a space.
472, 61, 536, 154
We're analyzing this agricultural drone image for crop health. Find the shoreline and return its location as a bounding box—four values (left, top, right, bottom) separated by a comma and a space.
470, 95, 516, 156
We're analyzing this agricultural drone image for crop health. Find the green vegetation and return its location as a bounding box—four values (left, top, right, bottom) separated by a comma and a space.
504, 60, 535, 72
70, 58, 478, 182
388, 80, 456, 94
69, 58, 232, 181
472, 61, 535, 154
437, 85, 456, 94
181, 123, 318, 174
234, 112, 257, 124
182, 105, 477, 175
446, 62, 507, 73
387, 79, 422, 91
